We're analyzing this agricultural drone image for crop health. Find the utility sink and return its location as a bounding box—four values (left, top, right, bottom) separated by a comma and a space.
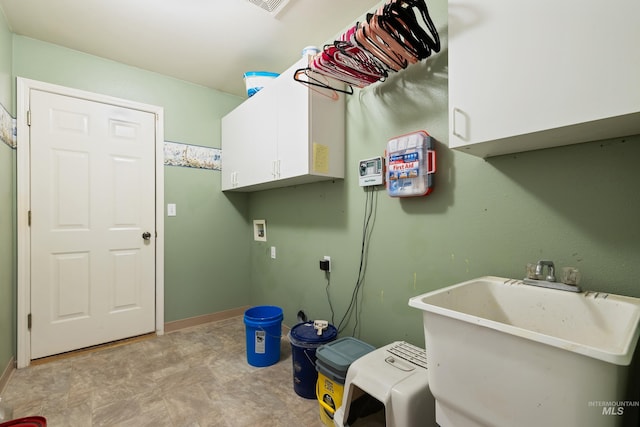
409, 276, 640, 427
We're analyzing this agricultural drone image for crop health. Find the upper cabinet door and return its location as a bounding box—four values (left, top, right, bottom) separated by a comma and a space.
448, 0, 640, 158
221, 85, 278, 190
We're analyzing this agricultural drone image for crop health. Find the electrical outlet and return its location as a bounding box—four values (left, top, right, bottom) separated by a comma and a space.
324, 256, 331, 272
319, 255, 331, 272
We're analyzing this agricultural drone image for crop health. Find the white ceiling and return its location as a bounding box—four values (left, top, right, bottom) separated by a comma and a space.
0, 0, 382, 97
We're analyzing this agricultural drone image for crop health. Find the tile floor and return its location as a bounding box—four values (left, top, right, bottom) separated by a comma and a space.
1, 317, 324, 426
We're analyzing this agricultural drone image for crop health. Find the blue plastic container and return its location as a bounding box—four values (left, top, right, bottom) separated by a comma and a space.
243, 71, 279, 97
244, 305, 284, 367
288, 321, 338, 399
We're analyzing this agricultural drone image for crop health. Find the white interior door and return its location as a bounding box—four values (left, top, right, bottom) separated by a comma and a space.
28, 88, 157, 359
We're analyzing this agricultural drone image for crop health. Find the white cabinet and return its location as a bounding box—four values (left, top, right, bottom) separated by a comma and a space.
448, 0, 640, 158
221, 87, 277, 190
222, 57, 345, 191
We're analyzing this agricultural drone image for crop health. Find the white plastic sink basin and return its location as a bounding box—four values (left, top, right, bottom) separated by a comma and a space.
409, 276, 640, 427
410, 276, 640, 365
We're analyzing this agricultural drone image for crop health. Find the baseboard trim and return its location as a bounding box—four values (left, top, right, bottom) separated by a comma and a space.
30, 333, 156, 366
164, 305, 251, 333
0, 356, 15, 394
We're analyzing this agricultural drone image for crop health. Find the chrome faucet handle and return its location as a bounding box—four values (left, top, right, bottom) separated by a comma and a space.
536, 260, 556, 282
526, 263, 539, 279
561, 267, 581, 285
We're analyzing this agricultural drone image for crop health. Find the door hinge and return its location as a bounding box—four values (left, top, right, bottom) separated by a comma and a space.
28, 210, 31, 226
27, 313, 32, 330
27, 110, 31, 126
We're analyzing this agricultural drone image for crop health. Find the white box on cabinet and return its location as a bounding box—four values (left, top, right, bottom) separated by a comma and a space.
448, 0, 640, 158
221, 57, 345, 191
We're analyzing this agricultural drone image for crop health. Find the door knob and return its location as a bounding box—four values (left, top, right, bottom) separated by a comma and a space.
142, 231, 152, 240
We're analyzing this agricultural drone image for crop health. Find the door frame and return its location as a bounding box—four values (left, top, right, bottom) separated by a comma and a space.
16, 78, 165, 368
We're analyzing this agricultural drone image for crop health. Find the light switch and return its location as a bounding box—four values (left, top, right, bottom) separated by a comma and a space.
167, 203, 177, 217
270, 246, 276, 259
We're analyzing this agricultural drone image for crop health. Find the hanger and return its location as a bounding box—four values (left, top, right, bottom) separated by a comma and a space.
369, 13, 417, 66
293, 67, 354, 97
354, 0, 440, 73
356, 18, 405, 72
292, 0, 441, 92
377, 3, 427, 60
334, 24, 388, 79
332, 40, 388, 82
313, 44, 381, 87
389, 0, 440, 58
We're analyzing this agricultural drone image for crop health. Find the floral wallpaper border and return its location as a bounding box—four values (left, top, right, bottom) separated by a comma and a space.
0, 102, 16, 148
163, 141, 221, 171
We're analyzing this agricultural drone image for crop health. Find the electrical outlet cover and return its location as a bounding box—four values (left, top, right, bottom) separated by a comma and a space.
253, 219, 267, 241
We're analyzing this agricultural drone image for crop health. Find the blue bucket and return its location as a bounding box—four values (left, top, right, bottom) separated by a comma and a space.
288, 321, 338, 399
244, 305, 284, 367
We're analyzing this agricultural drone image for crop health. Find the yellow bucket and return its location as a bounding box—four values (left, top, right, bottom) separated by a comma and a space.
315, 337, 376, 426
316, 371, 345, 426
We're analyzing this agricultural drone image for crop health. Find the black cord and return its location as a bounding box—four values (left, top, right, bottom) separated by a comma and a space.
353, 186, 377, 337
337, 186, 378, 336
325, 271, 335, 325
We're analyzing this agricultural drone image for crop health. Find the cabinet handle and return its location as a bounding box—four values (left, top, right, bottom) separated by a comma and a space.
272, 160, 280, 179
452, 107, 468, 141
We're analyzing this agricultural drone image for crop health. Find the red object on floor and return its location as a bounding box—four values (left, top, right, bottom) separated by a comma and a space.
0, 417, 46, 427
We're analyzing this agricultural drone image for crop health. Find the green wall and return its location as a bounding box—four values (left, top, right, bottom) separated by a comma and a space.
11, 36, 252, 324
0, 6, 15, 377
248, 0, 640, 347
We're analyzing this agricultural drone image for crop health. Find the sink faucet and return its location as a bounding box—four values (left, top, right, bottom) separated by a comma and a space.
535, 260, 556, 282
524, 260, 581, 292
